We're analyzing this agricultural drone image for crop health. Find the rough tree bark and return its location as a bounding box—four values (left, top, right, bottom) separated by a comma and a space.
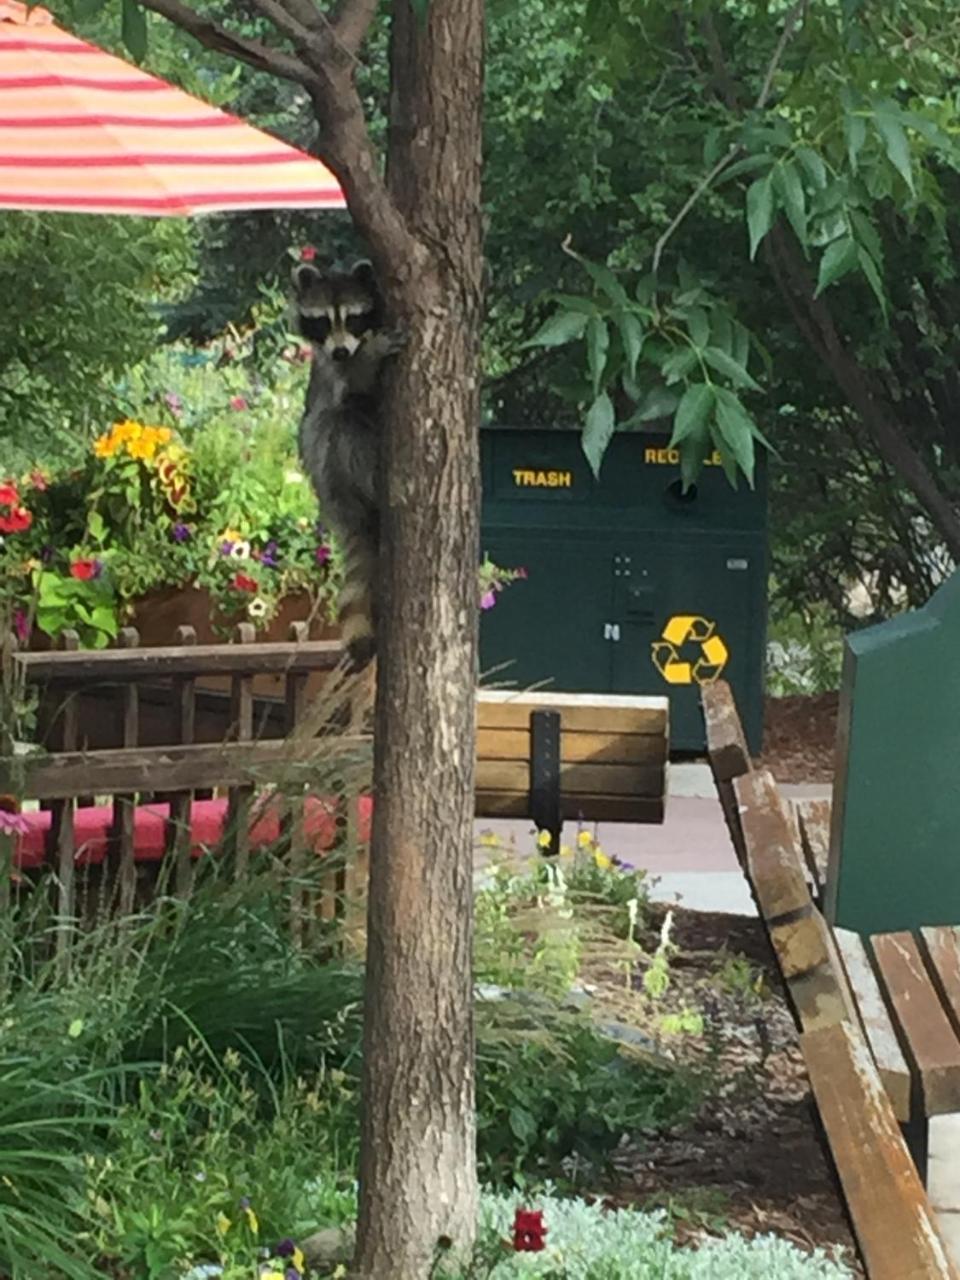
134, 0, 484, 1272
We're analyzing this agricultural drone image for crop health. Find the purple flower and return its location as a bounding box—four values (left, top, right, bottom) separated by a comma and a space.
163, 391, 183, 416
220, 540, 234, 557
315, 544, 332, 566
40, 544, 54, 564
239, 1196, 251, 1210
616, 858, 635, 871
12, 607, 30, 643
516, 566, 528, 579
274, 1239, 297, 1257
172, 522, 191, 543
285, 1269, 300, 1280
0, 811, 29, 836
480, 590, 496, 610
260, 540, 280, 568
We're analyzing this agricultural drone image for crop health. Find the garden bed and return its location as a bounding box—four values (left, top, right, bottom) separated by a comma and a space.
599, 905, 861, 1273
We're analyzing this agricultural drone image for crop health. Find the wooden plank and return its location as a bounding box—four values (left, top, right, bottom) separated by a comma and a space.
474, 790, 664, 824
873, 931, 960, 1116
5, 737, 373, 800
107, 628, 140, 917
734, 768, 812, 921
168, 625, 197, 896
767, 906, 830, 982
226, 624, 255, 878
795, 797, 832, 894
834, 927, 912, 1122
475, 759, 664, 798
701, 679, 751, 782
921, 927, 960, 1039
17, 639, 342, 683
51, 630, 80, 964
802, 1020, 959, 1280
476, 727, 667, 766
284, 623, 310, 946
477, 690, 667, 736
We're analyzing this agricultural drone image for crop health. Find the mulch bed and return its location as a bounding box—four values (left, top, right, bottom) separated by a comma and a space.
755, 692, 839, 785
585, 903, 862, 1274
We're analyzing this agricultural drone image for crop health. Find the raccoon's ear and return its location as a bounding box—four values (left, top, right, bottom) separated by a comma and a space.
291, 262, 323, 295
351, 260, 378, 289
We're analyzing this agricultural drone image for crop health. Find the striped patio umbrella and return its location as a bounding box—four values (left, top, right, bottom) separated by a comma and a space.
0, 0, 345, 216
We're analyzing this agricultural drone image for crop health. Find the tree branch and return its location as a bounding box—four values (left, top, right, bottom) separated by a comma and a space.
330, 0, 381, 56
137, 0, 312, 84
652, 0, 809, 273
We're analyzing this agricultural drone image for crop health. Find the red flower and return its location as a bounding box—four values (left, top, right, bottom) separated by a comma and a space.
229, 395, 248, 411
299, 245, 317, 261
233, 573, 258, 593
70, 558, 101, 581
0, 506, 32, 534
0, 481, 19, 508
513, 1209, 547, 1252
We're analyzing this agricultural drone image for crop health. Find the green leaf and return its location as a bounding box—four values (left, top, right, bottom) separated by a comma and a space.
685, 306, 710, 349
814, 236, 858, 296
91, 605, 119, 636
121, 0, 147, 62
509, 1106, 537, 1142
849, 208, 884, 267
660, 346, 699, 386
746, 175, 775, 260
550, 294, 601, 316
578, 258, 629, 307
671, 383, 714, 446
87, 511, 106, 542
843, 110, 868, 173
715, 153, 775, 185
772, 161, 807, 245
586, 316, 609, 394
872, 103, 915, 195
702, 346, 761, 392
713, 389, 756, 486
582, 392, 615, 478
67, 1018, 84, 1039
624, 385, 679, 425
616, 312, 644, 380
523, 311, 588, 349
796, 148, 828, 190
857, 246, 888, 318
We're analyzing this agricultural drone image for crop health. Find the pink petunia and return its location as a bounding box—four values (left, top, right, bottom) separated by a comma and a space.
0, 811, 30, 837
229, 396, 249, 412
480, 590, 497, 610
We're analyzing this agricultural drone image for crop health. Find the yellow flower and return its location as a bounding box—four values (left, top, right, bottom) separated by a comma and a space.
559, 844, 573, 858
536, 830, 552, 849
479, 831, 500, 848
292, 1247, 305, 1271
215, 1212, 231, 1237
244, 1204, 259, 1234
594, 849, 612, 870
127, 436, 156, 460
261, 1272, 284, 1280
577, 830, 594, 849
93, 434, 117, 459
112, 419, 139, 443
222, 528, 242, 543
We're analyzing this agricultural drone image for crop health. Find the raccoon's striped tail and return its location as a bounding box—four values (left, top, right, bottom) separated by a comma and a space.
338, 531, 377, 674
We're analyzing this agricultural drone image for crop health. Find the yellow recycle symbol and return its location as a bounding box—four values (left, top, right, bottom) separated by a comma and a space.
651, 615, 729, 686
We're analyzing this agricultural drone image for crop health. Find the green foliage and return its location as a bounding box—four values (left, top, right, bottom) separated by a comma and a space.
475, 1002, 697, 1189
0, 212, 194, 469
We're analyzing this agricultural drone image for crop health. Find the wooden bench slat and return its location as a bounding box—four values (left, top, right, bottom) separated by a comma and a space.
701, 680, 751, 782
477, 691, 667, 736
475, 760, 664, 799
834, 927, 912, 1122
734, 768, 811, 921
873, 932, 960, 1116
802, 1020, 959, 1280
475, 791, 664, 825
476, 728, 666, 766
921, 927, 960, 1038
794, 796, 832, 892
18, 640, 342, 681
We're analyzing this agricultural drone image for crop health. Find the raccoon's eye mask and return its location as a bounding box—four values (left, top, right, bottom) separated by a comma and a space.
345, 313, 375, 337
301, 315, 332, 343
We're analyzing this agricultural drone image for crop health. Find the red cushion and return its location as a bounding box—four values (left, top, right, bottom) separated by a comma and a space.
13, 794, 373, 870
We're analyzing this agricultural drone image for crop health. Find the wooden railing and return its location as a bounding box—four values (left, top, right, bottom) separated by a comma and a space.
1, 624, 370, 953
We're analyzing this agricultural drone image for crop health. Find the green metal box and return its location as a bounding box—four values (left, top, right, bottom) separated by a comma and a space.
479, 426, 768, 753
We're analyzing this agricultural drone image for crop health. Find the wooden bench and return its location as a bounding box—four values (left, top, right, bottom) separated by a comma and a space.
475, 690, 668, 851
701, 679, 960, 1279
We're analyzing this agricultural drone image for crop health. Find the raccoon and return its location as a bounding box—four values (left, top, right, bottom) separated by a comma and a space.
291, 258, 404, 673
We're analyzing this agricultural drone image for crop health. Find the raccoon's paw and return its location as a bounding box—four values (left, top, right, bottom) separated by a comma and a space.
344, 634, 377, 675
375, 326, 407, 359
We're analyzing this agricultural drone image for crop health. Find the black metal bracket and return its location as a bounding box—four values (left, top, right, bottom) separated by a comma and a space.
529, 709, 561, 856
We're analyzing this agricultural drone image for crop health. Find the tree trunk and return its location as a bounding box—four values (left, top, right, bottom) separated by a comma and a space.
353, 0, 484, 1272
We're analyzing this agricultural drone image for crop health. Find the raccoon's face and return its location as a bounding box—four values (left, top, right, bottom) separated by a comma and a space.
291, 260, 383, 363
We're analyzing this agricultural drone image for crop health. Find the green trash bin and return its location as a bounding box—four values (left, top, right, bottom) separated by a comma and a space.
479, 425, 768, 753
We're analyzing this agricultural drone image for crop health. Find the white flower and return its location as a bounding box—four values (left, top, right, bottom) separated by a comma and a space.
284, 468, 305, 485
248, 597, 268, 619
229, 540, 251, 561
